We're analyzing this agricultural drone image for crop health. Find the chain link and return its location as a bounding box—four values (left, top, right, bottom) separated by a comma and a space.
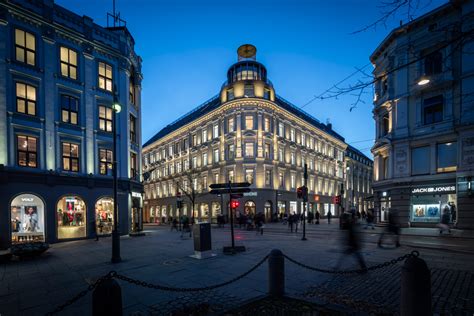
284, 250, 419, 275
45, 271, 117, 316
115, 254, 269, 292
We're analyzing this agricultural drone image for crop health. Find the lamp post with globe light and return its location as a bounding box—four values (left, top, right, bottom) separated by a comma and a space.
111, 85, 122, 263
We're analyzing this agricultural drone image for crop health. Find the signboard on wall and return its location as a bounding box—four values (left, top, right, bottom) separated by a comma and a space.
411, 185, 456, 195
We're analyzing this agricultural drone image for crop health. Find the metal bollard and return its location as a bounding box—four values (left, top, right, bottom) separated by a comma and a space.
400, 256, 431, 316
92, 278, 123, 316
268, 249, 285, 297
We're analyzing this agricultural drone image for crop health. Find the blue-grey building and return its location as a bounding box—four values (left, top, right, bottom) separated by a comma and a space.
0, 0, 143, 249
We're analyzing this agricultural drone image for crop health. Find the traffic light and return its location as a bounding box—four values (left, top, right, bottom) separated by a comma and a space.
332, 195, 342, 205
297, 187, 303, 199
230, 200, 240, 209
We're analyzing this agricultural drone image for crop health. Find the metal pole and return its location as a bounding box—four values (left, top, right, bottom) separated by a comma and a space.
275, 190, 278, 223
228, 181, 235, 249
302, 164, 307, 241
111, 87, 121, 263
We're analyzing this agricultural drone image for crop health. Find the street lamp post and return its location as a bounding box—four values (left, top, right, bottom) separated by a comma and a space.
111, 86, 122, 264
302, 164, 308, 241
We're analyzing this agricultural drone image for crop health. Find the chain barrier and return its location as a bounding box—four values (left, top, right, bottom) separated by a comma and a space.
45, 250, 420, 315
45, 271, 117, 316
284, 250, 419, 275
115, 254, 269, 292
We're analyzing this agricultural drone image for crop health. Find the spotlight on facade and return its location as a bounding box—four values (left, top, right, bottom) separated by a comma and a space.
112, 102, 121, 113
417, 76, 430, 86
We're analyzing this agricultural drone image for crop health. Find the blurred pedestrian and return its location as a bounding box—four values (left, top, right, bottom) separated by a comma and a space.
315, 210, 320, 224
327, 210, 332, 224
255, 213, 264, 235
364, 210, 375, 230
439, 206, 451, 235
294, 213, 299, 233
308, 211, 314, 224
378, 210, 400, 247
288, 214, 294, 232
171, 218, 179, 232
335, 219, 367, 272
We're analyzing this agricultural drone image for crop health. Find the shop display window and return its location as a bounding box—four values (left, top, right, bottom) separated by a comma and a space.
95, 198, 114, 235
412, 204, 441, 222
11, 193, 45, 243
57, 196, 86, 239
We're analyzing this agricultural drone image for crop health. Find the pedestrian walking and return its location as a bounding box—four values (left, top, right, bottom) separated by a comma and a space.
378, 210, 400, 247
327, 210, 332, 224
288, 214, 294, 232
181, 215, 191, 238
335, 219, 367, 272
171, 218, 179, 232
294, 213, 299, 233
439, 206, 451, 235
91, 219, 99, 241
255, 213, 264, 235
364, 210, 375, 230
449, 202, 457, 228
308, 211, 314, 224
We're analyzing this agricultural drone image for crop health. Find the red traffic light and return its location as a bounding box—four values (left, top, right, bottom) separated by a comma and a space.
332, 195, 342, 205
230, 200, 240, 209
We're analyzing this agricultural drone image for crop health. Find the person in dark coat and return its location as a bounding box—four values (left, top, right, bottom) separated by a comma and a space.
327, 210, 332, 224
335, 219, 367, 272
378, 210, 400, 247
439, 206, 451, 234
315, 210, 320, 224
288, 214, 294, 233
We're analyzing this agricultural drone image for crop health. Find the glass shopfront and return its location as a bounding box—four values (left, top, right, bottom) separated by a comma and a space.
244, 200, 256, 216
410, 184, 456, 224
57, 195, 86, 239
289, 201, 297, 215
10, 193, 45, 244
277, 201, 285, 215
95, 198, 114, 235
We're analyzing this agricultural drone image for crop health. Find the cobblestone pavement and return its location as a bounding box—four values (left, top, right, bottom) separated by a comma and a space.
0, 222, 473, 315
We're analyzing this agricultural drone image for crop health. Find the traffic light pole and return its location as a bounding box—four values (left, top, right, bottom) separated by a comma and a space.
302, 164, 308, 241
228, 181, 235, 250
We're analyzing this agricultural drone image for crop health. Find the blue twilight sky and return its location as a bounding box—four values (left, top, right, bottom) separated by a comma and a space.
57, 0, 447, 157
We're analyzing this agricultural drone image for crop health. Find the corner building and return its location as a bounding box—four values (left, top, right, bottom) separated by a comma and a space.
371, 1, 474, 228
143, 45, 347, 223
0, 0, 143, 249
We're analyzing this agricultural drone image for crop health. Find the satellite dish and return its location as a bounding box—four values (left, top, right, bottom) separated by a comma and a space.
237, 44, 257, 60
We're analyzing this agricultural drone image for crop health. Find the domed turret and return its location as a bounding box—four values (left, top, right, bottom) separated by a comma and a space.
220, 44, 275, 103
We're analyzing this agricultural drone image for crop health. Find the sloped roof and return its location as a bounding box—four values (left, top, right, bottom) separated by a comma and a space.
143, 95, 345, 148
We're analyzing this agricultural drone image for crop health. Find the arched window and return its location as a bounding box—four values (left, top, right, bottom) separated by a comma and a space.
10, 193, 45, 243
244, 200, 256, 216
212, 202, 221, 218
57, 195, 87, 239
95, 197, 114, 235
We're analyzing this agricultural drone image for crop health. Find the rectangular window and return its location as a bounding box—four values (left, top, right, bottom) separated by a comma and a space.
291, 152, 295, 165
62, 142, 79, 172
245, 115, 254, 130
278, 123, 284, 137
202, 129, 208, 142
279, 148, 284, 162
291, 174, 296, 189
16, 83, 36, 116
213, 124, 219, 138
17, 135, 37, 168
227, 88, 234, 101
244, 84, 254, 97
228, 170, 234, 182
437, 142, 457, 173
290, 129, 295, 142
214, 173, 219, 184
99, 148, 113, 175
424, 95, 443, 125
228, 117, 235, 132
264, 88, 270, 100
202, 176, 207, 191
245, 169, 254, 184
99, 106, 113, 132
228, 144, 235, 159
411, 146, 430, 175
129, 76, 136, 105
425, 51, 442, 76
265, 143, 271, 159
130, 115, 137, 143
60, 46, 77, 79
177, 161, 182, 173
192, 134, 197, 146
214, 149, 219, 163
279, 172, 284, 188
264, 117, 271, 132
301, 133, 306, 146
192, 156, 197, 169
265, 169, 272, 186
15, 29, 35, 66
245, 142, 254, 157
61, 95, 79, 125
130, 152, 137, 179
98, 62, 113, 92
202, 153, 208, 166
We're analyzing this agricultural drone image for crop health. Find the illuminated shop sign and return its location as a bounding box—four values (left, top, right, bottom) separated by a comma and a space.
411, 185, 456, 194
131, 192, 142, 198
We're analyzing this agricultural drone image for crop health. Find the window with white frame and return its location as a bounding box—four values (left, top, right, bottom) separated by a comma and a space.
279, 148, 284, 162
245, 169, 254, 184
265, 169, 272, 186
228, 170, 234, 182
264, 117, 271, 132
228, 144, 235, 159
290, 152, 295, 165
192, 156, 197, 169
213, 149, 219, 163
245, 115, 254, 130
228, 117, 235, 132
279, 172, 284, 188
290, 128, 295, 142
202, 152, 208, 166
278, 122, 284, 137
213, 124, 219, 138
202, 129, 207, 142
301, 133, 306, 146
245, 142, 254, 157
290, 174, 296, 188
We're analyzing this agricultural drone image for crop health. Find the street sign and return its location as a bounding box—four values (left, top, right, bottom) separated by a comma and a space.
243, 192, 257, 197
209, 182, 251, 189
210, 187, 251, 195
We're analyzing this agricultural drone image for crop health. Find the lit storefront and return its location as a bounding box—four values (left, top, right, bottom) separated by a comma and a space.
95, 198, 114, 235
57, 196, 87, 239
10, 193, 45, 244
410, 184, 456, 226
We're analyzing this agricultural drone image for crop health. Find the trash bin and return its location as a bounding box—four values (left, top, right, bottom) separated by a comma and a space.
191, 223, 215, 259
